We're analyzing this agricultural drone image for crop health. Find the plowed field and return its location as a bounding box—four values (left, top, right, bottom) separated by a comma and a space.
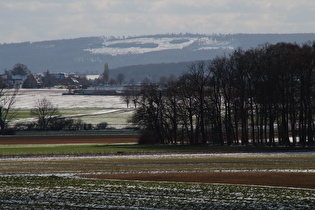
1, 134, 315, 189
82, 172, 315, 189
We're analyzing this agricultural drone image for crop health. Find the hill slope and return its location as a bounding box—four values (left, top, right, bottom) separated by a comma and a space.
1, 33, 314, 81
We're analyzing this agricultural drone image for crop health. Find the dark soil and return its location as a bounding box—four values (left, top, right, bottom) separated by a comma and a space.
81, 172, 315, 189
0, 134, 139, 145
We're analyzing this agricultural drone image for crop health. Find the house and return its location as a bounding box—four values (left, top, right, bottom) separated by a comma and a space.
22, 74, 43, 88
5, 74, 28, 88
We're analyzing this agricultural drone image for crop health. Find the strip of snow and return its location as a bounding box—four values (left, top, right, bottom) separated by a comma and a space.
1, 152, 314, 162
84, 36, 232, 56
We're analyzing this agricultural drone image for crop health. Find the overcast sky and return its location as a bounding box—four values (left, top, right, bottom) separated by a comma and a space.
1, 0, 315, 43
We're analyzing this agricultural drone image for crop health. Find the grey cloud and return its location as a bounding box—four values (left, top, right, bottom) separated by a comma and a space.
1, 0, 315, 43
286, 6, 315, 23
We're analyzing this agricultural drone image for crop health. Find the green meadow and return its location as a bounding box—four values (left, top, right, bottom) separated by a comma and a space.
1, 142, 315, 157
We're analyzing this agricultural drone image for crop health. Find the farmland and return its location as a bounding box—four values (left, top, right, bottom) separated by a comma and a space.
1, 89, 315, 208
1, 135, 315, 208
1, 176, 315, 209
11, 89, 133, 128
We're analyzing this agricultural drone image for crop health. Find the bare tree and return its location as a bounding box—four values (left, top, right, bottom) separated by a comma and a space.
0, 88, 19, 133
159, 76, 168, 86
30, 98, 60, 130
131, 83, 165, 144
186, 61, 211, 144
103, 63, 110, 85
117, 73, 125, 85
122, 84, 140, 108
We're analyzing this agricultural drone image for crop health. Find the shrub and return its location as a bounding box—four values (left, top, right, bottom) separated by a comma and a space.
95, 122, 108, 130
138, 130, 157, 144
48, 118, 75, 130
14, 122, 38, 131
0, 128, 15, 135
13, 118, 108, 131
14, 122, 30, 131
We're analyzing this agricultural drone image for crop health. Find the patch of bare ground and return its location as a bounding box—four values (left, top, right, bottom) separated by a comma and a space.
81, 172, 315, 189
0, 134, 139, 145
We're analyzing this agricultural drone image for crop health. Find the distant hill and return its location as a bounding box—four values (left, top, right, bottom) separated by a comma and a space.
1, 33, 314, 81
110, 61, 195, 82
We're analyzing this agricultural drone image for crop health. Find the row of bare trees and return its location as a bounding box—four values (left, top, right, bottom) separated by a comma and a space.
130, 42, 315, 146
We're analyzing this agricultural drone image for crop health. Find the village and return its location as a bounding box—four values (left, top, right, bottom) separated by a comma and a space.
0, 63, 133, 95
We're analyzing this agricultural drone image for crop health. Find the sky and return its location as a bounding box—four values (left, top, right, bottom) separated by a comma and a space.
1, 0, 315, 44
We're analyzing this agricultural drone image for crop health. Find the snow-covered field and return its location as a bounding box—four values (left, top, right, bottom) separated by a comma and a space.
0, 175, 314, 209
7, 89, 130, 127
13, 89, 126, 109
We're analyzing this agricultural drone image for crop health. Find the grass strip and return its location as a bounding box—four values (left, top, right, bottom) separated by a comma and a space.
11, 108, 117, 119
0, 143, 139, 156
1, 142, 315, 156
14, 130, 138, 135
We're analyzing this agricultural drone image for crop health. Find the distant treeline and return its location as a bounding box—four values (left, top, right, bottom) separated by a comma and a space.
129, 42, 315, 146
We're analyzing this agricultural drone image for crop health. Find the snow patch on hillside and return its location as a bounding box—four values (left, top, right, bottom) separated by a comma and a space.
84, 35, 232, 56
